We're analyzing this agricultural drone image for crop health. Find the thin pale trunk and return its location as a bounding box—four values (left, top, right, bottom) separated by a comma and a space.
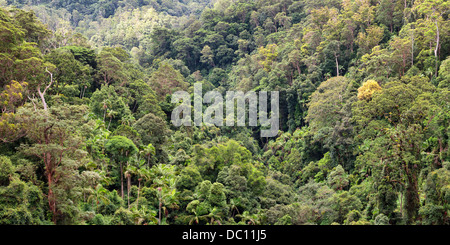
120, 163, 124, 199
40, 68, 54, 112
127, 174, 130, 209
107, 116, 112, 130
132, 101, 138, 113
80, 86, 86, 99
335, 54, 339, 76
434, 20, 440, 78
38, 87, 48, 112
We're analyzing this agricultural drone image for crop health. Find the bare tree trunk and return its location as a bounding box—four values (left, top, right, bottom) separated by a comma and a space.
80, 86, 87, 99
127, 173, 130, 209
120, 163, 124, 199
434, 20, 440, 78
335, 54, 339, 76
39, 67, 54, 112
37, 87, 48, 111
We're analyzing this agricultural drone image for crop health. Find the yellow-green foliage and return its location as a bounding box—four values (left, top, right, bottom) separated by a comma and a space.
258, 44, 278, 72
357, 80, 381, 101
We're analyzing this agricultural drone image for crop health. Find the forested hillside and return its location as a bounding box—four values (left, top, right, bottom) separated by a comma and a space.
0, 0, 449, 225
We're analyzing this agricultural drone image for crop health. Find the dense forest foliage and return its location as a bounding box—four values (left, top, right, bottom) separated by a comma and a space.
0, 0, 449, 225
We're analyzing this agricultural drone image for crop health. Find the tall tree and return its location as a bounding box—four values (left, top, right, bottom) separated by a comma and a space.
413, 0, 449, 77
18, 104, 91, 223
105, 135, 138, 199
148, 62, 188, 101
